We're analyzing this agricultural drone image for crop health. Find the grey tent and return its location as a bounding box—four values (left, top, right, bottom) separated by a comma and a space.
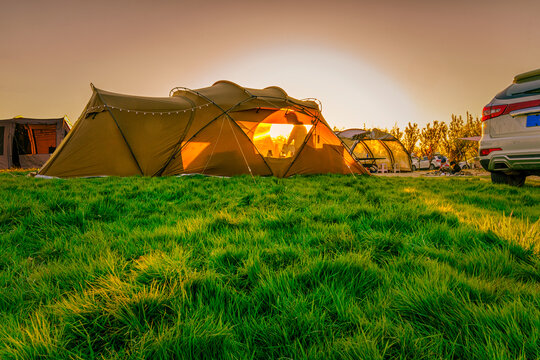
0, 117, 70, 169
336, 128, 412, 172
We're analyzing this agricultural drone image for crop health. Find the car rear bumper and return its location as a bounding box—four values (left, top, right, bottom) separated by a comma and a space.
480, 152, 540, 174
479, 130, 540, 174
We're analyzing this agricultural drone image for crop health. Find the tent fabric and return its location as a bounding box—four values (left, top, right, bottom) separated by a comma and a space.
336, 128, 412, 172
0, 117, 70, 170
39, 82, 368, 178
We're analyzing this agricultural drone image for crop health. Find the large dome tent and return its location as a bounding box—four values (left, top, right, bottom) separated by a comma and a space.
38, 81, 368, 178
336, 128, 412, 172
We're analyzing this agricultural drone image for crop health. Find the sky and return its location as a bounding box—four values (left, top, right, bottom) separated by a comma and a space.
2, 0, 540, 130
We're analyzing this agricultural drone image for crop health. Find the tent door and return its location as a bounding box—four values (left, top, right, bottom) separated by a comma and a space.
11, 124, 30, 167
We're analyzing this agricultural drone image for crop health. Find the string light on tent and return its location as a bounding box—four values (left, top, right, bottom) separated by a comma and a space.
85, 103, 212, 116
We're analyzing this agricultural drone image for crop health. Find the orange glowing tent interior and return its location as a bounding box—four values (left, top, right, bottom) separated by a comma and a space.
38, 81, 368, 178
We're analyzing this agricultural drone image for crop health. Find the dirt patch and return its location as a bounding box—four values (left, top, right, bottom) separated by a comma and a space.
373, 169, 490, 178
374, 170, 540, 186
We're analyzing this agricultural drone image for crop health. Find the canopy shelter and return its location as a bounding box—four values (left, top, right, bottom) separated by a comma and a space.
0, 117, 70, 169
458, 136, 481, 141
336, 128, 412, 172
39, 81, 368, 178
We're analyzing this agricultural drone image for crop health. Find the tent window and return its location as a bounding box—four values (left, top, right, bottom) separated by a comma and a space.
29, 125, 57, 154
245, 110, 313, 159
13, 124, 57, 156
0, 126, 4, 155
252, 123, 311, 158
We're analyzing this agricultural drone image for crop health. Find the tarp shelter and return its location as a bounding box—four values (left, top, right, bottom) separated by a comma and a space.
458, 136, 481, 141
39, 81, 368, 177
336, 128, 412, 172
0, 117, 70, 169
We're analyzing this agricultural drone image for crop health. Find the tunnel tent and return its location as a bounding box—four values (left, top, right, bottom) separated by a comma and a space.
336, 128, 412, 172
38, 81, 368, 178
0, 117, 70, 169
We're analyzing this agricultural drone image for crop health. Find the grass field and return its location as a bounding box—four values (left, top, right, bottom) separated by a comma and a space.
0, 171, 539, 359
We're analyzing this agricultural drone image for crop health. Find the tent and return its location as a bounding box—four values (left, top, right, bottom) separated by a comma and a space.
39, 81, 368, 178
336, 128, 412, 172
0, 117, 70, 169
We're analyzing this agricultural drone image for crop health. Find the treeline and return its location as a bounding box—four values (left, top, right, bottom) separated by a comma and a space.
389, 112, 481, 161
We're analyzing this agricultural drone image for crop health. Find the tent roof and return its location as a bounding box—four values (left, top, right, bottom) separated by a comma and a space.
86, 81, 321, 121
170, 80, 320, 112
0, 117, 71, 130
337, 128, 397, 141
0, 117, 67, 123
336, 128, 368, 139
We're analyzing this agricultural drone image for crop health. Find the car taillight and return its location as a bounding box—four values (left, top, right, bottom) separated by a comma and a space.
481, 105, 507, 121
479, 148, 502, 156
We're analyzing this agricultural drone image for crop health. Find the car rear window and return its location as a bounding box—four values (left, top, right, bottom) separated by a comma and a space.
495, 79, 540, 99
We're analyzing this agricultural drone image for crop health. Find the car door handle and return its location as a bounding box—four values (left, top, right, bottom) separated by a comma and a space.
509, 106, 540, 117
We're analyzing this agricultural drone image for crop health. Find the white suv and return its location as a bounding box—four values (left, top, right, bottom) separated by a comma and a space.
411, 155, 444, 171
479, 68, 540, 186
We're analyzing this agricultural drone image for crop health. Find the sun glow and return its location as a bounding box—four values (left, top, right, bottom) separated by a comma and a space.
195, 45, 421, 130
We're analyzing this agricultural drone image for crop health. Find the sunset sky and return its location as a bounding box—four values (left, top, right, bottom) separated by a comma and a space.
2, 0, 540, 130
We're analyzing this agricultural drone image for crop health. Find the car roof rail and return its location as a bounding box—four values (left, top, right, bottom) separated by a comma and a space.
514, 68, 540, 84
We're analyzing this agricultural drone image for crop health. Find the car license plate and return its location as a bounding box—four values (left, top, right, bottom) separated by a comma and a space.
526, 114, 540, 127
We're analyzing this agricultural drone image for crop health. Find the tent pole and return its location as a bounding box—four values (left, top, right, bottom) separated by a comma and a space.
96, 91, 144, 175
379, 140, 395, 168
153, 95, 198, 177
200, 116, 227, 175
282, 120, 319, 177
226, 118, 256, 180
170, 92, 274, 176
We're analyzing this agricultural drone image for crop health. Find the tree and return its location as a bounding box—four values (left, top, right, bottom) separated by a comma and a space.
441, 114, 464, 161
439, 112, 482, 161
464, 112, 481, 136
402, 122, 419, 155
462, 112, 482, 159
419, 120, 445, 159
390, 123, 403, 142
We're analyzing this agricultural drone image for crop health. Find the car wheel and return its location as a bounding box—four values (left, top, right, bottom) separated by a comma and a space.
429, 164, 435, 170
412, 165, 416, 172
507, 174, 526, 187
490, 172, 508, 184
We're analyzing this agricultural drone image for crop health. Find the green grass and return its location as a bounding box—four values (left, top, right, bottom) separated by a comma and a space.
0, 171, 538, 359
